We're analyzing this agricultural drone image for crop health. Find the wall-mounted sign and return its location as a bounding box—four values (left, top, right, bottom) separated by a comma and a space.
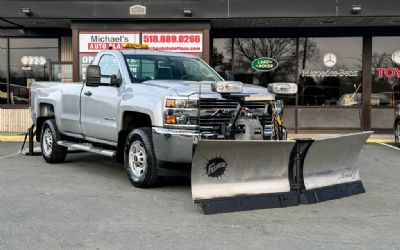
323, 53, 337, 67
392, 50, 400, 65
142, 32, 203, 53
21, 56, 47, 66
251, 57, 279, 72
130, 5, 146, 15
78, 31, 140, 80
79, 32, 140, 53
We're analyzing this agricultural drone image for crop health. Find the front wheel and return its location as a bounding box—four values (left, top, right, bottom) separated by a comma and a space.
124, 128, 159, 188
395, 120, 400, 147
40, 119, 67, 163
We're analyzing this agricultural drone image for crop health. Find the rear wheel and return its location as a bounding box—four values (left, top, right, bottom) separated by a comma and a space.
40, 119, 67, 163
395, 120, 400, 147
124, 128, 159, 187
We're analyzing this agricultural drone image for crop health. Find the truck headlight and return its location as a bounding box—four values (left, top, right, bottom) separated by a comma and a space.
164, 98, 198, 126
166, 98, 197, 108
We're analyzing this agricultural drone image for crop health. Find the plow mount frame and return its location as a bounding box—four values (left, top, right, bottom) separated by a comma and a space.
193, 132, 372, 214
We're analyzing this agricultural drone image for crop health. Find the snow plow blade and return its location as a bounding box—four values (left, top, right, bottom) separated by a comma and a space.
191, 132, 372, 214
297, 131, 373, 204
191, 140, 298, 214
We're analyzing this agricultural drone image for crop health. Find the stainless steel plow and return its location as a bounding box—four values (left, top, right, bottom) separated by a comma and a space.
191, 131, 373, 214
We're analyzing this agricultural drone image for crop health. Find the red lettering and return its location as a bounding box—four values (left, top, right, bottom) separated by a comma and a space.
377, 67, 385, 77
385, 67, 395, 78
395, 67, 400, 77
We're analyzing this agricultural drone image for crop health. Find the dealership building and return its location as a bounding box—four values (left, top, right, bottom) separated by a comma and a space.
1, 0, 400, 133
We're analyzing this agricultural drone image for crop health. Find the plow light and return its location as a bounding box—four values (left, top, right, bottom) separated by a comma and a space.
211, 81, 243, 94
268, 83, 297, 95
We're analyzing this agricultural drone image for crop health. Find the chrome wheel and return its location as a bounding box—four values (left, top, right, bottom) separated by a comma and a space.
396, 122, 400, 146
128, 141, 147, 178
42, 128, 53, 156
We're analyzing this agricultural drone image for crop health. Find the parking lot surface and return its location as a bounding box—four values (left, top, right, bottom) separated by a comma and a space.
1, 142, 400, 250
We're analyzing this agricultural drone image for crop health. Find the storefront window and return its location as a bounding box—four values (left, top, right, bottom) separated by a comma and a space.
9, 38, 59, 105
0, 39, 7, 104
232, 38, 298, 104
299, 37, 362, 106
372, 37, 400, 106
212, 38, 232, 76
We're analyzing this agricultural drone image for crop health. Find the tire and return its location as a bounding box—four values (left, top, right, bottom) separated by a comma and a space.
40, 119, 67, 163
395, 120, 400, 147
124, 127, 159, 188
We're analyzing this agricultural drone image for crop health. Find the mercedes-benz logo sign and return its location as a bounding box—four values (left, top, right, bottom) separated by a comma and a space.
323, 53, 337, 68
392, 50, 400, 65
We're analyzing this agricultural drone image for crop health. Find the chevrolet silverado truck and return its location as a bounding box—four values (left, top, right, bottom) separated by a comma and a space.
30, 45, 297, 187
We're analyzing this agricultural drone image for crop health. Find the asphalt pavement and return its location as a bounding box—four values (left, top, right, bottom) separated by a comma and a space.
0, 142, 399, 250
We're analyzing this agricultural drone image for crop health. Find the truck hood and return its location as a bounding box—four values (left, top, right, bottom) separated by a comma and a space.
142, 80, 273, 99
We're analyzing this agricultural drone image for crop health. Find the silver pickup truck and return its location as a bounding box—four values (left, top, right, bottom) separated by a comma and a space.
30, 47, 296, 187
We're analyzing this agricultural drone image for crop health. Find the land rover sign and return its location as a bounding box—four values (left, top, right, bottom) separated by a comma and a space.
251, 57, 279, 72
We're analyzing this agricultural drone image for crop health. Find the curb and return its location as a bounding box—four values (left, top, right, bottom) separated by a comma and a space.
1, 135, 395, 143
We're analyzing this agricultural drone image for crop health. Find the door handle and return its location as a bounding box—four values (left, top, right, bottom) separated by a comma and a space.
84, 91, 92, 96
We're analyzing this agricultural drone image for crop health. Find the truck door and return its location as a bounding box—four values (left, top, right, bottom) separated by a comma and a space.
80, 54, 121, 142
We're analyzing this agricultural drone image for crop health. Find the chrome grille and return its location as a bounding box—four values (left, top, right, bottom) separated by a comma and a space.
199, 99, 271, 134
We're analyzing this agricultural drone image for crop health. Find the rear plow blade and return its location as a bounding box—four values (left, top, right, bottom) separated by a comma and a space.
191, 140, 298, 214
298, 131, 373, 204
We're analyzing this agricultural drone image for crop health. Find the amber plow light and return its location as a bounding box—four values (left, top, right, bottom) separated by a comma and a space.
122, 43, 149, 49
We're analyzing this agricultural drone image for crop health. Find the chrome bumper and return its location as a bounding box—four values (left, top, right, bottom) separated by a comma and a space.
152, 127, 200, 163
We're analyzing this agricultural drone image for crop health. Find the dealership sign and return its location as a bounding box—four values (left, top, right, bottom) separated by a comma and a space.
251, 57, 279, 71
79, 32, 140, 52
376, 67, 400, 78
323, 53, 337, 67
142, 32, 203, 53
21, 56, 47, 66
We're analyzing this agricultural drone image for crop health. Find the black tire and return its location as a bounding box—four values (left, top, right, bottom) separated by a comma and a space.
40, 119, 67, 163
124, 127, 159, 188
395, 120, 400, 147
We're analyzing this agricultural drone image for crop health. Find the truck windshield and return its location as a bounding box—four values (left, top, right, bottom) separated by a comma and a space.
123, 55, 222, 83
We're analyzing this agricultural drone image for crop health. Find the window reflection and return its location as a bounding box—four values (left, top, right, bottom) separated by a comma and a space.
0, 39, 7, 104
213, 38, 232, 76
9, 38, 59, 105
372, 37, 400, 106
298, 37, 363, 106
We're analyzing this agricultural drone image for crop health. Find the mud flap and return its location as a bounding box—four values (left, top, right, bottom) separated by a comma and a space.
191, 140, 298, 214
298, 131, 373, 204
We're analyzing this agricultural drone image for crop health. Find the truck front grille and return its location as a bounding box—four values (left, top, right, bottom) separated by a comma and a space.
198, 99, 272, 134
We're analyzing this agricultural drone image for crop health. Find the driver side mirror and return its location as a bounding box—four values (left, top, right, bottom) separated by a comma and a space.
86, 65, 101, 87
224, 70, 235, 81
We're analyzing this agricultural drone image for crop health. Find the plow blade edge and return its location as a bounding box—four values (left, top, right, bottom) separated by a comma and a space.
299, 131, 373, 203
191, 140, 297, 214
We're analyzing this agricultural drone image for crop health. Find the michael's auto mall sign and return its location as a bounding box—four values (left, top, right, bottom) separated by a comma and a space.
78, 31, 203, 80
142, 32, 203, 53
79, 32, 140, 52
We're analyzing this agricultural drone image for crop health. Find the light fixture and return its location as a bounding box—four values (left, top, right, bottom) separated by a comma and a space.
351, 5, 362, 15
183, 9, 192, 17
21, 8, 32, 16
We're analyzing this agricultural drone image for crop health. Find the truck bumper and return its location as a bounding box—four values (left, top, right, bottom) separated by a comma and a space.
152, 127, 200, 163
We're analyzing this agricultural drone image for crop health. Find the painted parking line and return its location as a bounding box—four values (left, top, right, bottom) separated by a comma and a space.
377, 142, 400, 151
0, 152, 21, 159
